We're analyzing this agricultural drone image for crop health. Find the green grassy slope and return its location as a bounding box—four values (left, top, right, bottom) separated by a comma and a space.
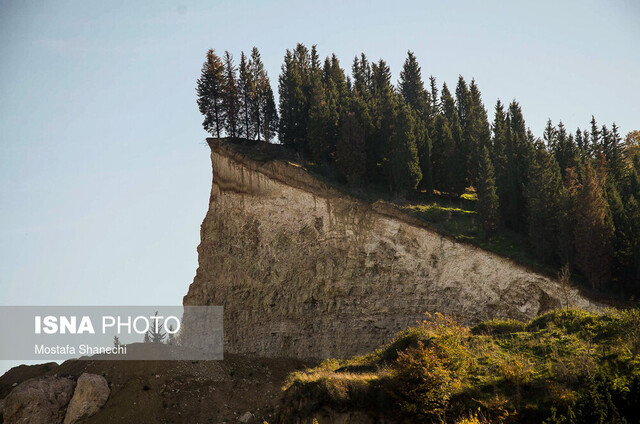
281, 309, 640, 423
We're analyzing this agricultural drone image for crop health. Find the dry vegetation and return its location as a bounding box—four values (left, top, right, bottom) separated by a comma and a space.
282, 309, 640, 423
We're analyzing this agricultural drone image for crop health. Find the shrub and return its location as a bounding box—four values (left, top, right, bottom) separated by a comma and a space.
391, 341, 455, 421
498, 352, 533, 386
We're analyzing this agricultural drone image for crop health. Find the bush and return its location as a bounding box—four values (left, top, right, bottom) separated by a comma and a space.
391, 341, 455, 421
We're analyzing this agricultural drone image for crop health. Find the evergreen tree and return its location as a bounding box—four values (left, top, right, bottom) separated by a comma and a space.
429, 76, 439, 114
590, 116, 601, 157
556, 122, 580, 178
558, 167, 579, 268
222, 51, 240, 138
543, 119, 557, 151
249, 47, 266, 140
336, 111, 366, 187
431, 114, 455, 193
369, 59, 397, 184
399, 51, 428, 116
440, 83, 465, 193
391, 104, 422, 197
415, 117, 433, 196
261, 84, 278, 142
352, 53, 372, 100
526, 144, 563, 264
278, 44, 314, 151
466, 79, 491, 184
605, 123, 625, 184
455, 75, 470, 132
491, 100, 510, 218
476, 146, 500, 238
326, 54, 350, 107
399, 51, 432, 193
503, 101, 533, 232
148, 312, 166, 343
307, 69, 331, 162
238, 52, 253, 139
607, 179, 640, 292
196, 49, 225, 137
573, 163, 614, 289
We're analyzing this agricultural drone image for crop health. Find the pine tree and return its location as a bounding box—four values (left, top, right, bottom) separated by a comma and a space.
336, 111, 366, 187
526, 144, 563, 264
429, 76, 439, 114
503, 101, 533, 232
307, 69, 331, 162
476, 146, 500, 238
605, 123, 625, 184
369, 59, 397, 184
491, 100, 509, 218
555, 122, 580, 178
222, 51, 240, 139
543, 119, 557, 150
113, 336, 121, 348
196, 49, 225, 137
431, 114, 455, 193
352, 53, 372, 100
455, 75, 470, 132
589, 116, 601, 157
466, 79, 491, 185
573, 163, 614, 289
148, 312, 166, 343
399, 51, 428, 116
308, 54, 345, 164
391, 104, 422, 197
261, 85, 278, 142
415, 117, 433, 196
278, 45, 312, 152
326, 54, 350, 108
399, 51, 432, 194
249, 47, 266, 140
440, 83, 465, 193
238, 52, 253, 139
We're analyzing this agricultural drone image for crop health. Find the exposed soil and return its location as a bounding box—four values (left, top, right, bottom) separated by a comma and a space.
0, 355, 314, 423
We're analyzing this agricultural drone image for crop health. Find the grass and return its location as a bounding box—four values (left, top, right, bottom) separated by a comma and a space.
399, 193, 555, 275
282, 309, 640, 423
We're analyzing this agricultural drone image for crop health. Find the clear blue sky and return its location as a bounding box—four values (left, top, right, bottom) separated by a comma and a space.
1, 0, 639, 308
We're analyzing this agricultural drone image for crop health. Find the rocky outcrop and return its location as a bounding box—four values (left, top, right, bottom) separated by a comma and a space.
2, 376, 75, 424
183, 139, 597, 359
63, 373, 109, 424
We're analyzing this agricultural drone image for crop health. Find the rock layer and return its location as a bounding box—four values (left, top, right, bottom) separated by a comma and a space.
183, 139, 597, 359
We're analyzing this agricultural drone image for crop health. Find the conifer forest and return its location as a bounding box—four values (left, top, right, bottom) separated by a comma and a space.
196, 44, 640, 299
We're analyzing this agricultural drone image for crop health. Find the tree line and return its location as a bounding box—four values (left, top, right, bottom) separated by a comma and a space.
196, 47, 278, 142
196, 44, 640, 296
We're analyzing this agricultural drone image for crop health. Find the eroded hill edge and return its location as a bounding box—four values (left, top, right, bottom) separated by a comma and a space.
183, 138, 598, 360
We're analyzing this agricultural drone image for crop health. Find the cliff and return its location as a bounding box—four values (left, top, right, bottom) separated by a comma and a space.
183, 138, 597, 359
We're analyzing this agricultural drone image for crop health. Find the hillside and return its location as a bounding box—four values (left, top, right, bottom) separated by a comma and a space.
182, 138, 598, 360
0, 354, 312, 423
278, 309, 640, 423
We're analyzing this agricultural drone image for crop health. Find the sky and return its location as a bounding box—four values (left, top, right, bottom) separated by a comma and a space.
0, 0, 639, 371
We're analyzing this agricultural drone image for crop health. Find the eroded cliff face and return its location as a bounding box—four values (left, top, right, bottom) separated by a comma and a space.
183, 139, 596, 359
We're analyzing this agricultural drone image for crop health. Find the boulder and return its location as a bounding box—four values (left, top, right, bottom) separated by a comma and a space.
63, 373, 109, 424
2, 376, 75, 424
